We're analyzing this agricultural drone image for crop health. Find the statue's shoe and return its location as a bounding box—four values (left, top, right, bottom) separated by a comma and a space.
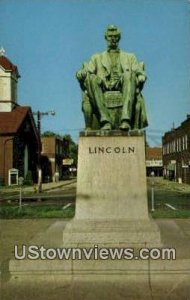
119, 121, 131, 131
101, 122, 112, 130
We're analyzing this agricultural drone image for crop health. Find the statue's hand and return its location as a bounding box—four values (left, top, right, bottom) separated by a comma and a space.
76, 69, 87, 81
138, 75, 146, 83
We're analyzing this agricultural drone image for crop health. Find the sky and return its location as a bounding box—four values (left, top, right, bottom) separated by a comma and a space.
0, 0, 190, 146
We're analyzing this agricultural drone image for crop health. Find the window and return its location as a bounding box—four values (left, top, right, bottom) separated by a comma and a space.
178, 138, 181, 152
173, 140, 176, 153
167, 143, 169, 154
41, 143, 44, 153
182, 136, 185, 151
163, 145, 165, 155
56, 144, 59, 154
185, 135, 188, 150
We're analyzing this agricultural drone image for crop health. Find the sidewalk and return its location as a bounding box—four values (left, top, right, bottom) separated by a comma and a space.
1, 177, 190, 199
147, 177, 190, 193
0, 178, 77, 200
40, 178, 77, 192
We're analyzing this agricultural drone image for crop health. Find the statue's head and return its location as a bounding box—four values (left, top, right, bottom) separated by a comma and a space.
105, 25, 121, 49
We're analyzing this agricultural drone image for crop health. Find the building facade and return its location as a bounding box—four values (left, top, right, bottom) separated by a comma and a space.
0, 50, 20, 112
146, 147, 163, 176
0, 51, 40, 185
41, 136, 68, 182
0, 107, 40, 185
162, 115, 190, 184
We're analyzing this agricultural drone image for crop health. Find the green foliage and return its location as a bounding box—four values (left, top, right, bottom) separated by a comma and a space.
1, 204, 189, 219
41, 131, 78, 165
63, 134, 73, 143
63, 134, 78, 166
41, 131, 60, 137
69, 142, 78, 166
0, 205, 75, 219
0, 177, 5, 187
24, 170, 33, 186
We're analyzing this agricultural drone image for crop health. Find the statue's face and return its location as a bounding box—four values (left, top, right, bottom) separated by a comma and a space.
106, 32, 120, 50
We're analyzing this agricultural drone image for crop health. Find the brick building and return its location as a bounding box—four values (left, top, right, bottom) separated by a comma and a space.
145, 147, 163, 176
162, 115, 190, 184
41, 136, 67, 182
0, 51, 40, 185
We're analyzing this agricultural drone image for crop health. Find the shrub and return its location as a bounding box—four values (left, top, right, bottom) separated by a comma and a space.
24, 170, 33, 186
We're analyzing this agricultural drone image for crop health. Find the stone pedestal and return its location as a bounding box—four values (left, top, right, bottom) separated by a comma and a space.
63, 131, 161, 247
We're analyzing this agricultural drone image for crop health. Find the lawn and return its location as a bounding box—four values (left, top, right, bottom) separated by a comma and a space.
0, 205, 75, 219
0, 177, 189, 219
147, 177, 190, 218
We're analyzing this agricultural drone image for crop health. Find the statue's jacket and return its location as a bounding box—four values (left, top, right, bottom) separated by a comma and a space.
86, 50, 146, 82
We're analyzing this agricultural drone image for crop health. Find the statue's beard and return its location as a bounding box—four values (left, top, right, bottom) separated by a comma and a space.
108, 42, 118, 50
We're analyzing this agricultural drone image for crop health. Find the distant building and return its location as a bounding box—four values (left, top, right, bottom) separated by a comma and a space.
146, 147, 163, 176
0, 51, 40, 185
41, 136, 68, 182
162, 115, 190, 184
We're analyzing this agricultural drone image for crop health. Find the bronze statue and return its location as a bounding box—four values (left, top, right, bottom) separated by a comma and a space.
76, 25, 148, 131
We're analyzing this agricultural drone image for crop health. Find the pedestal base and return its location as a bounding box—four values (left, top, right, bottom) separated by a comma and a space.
63, 218, 161, 247
75, 132, 149, 221
63, 132, 161, 247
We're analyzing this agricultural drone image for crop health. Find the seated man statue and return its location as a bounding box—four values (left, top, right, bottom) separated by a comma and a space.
76, 25, 148, 131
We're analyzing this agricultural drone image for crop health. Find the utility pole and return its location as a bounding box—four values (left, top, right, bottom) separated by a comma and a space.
33, 110, 55, 192
150, 171, 155, 212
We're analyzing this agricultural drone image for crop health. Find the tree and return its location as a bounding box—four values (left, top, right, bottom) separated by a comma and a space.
41, 131, 78, 166
41, 131, 62, 138
63, 134, 78, 166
